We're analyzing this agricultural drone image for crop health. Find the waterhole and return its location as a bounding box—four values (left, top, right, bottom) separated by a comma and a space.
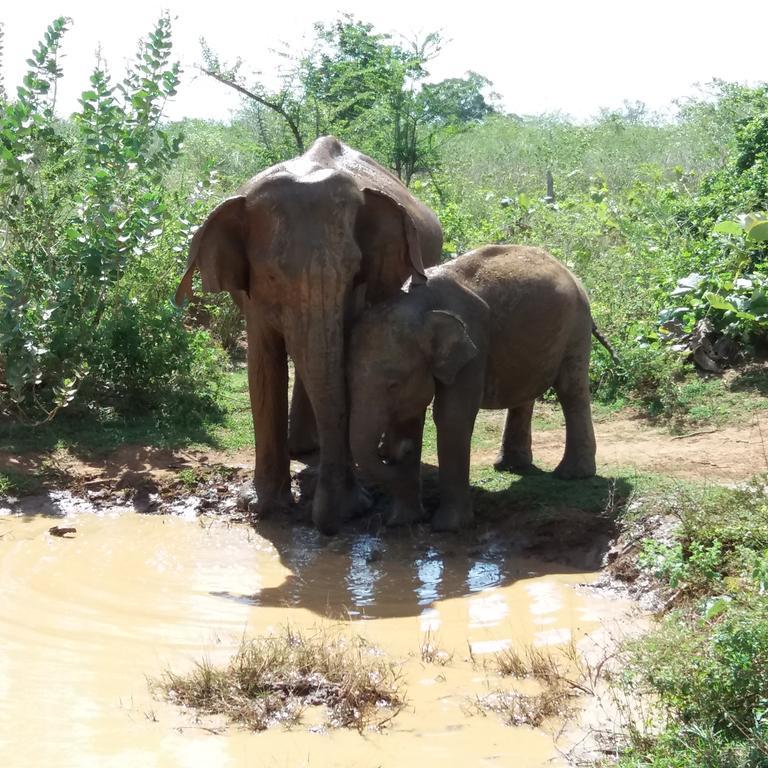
0, 499, 629, 767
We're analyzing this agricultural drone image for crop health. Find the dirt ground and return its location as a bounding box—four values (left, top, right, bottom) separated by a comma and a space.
534, 413, 768, 481
2, 410, 765, 491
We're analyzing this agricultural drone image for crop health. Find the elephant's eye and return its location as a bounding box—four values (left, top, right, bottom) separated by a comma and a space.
386, 380, 399, 393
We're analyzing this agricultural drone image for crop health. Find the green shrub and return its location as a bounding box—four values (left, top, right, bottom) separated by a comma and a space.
623, 598, 768, 767
0, 16, 225, 422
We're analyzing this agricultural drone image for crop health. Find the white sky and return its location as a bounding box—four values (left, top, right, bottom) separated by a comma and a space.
3, 1, 767, 122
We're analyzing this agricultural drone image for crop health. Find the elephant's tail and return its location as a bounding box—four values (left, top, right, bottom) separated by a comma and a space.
591, 322, 619, 365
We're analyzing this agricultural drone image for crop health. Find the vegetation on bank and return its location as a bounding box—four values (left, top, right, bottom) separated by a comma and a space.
1, 14, 767, 439
611, 483, 768, 767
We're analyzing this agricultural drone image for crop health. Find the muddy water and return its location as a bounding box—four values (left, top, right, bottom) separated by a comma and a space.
0, 502, 628, 768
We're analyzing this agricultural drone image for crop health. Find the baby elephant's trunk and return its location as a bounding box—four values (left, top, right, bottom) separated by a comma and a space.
349, 409, 403, 487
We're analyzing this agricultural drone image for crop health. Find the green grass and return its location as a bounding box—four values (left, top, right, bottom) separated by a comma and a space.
657, 371, 768, 430
0, 368, 253, 459
608, 358, 768, 432
0, 469, 42, 497
612, 479, 768, 767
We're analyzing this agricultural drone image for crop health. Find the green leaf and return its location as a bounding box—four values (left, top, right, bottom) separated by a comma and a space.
712, 220, 743, 237
704, 595, 732, 621
704, 292, 738, 312
744, 212, 768, 242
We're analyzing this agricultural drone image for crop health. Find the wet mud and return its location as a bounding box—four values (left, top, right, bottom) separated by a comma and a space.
0, 491, 633, 768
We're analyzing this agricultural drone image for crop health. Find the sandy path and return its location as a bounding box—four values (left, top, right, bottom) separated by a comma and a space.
532, 414, 768, 480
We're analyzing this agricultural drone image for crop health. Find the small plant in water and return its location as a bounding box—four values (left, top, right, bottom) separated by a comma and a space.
419, 629, 453, 666
154, 624, 403, 732
474, 643, 596, 727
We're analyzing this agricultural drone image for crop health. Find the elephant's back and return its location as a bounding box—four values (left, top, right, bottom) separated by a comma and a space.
441, 245, 592, 408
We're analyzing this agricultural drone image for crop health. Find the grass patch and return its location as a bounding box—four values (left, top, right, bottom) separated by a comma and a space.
154, 625, 403, 732
473, 687, 573, 728
472, 643, 596, 728
469, 464, 632, 517
172, 463, 239, 492
612, 479, 768, 767
0, 368, 253, 459
0, 469, 42, 497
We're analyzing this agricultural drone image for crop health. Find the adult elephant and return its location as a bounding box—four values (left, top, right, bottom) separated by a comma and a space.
175, 136, 443, 534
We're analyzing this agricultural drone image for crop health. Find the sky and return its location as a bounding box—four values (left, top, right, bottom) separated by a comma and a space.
3, 0, 767, 123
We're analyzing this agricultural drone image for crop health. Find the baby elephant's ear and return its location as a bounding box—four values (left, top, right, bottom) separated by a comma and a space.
423, 310, 478, 385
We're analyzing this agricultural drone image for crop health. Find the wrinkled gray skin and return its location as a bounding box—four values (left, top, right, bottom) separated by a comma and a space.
175, 137, 442, 534
348, 244, 597, 531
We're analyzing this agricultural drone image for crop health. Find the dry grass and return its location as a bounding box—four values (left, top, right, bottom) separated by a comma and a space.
154, 625, 404, 732
474, 687, 574, 728
473, 643, 599, 728
419, 629, 453, 666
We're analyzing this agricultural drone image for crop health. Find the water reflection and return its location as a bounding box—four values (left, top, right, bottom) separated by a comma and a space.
345, 535, 385, 613
466, 559, 502, 592
414, 548, 444, 606
250, 521, 525, 619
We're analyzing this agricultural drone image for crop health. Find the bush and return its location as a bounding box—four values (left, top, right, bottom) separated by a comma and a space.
620, 483, 768, 767
0, 16, 225, 423
623, 598, 768, 768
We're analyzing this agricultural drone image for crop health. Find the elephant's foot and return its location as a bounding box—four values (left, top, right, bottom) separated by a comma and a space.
493, 453, 535, 475
237, 481, 293, 518
312, 477, 372, 535
432, 500, 474, 532
386, 497, 428, 527
553, 456, 596, 480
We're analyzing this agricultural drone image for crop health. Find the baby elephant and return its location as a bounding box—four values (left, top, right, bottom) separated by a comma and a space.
348, 244, 604, 531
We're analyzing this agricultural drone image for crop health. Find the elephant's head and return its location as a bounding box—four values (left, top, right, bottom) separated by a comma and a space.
348, 292, 479, 486
175, 173, 428, 316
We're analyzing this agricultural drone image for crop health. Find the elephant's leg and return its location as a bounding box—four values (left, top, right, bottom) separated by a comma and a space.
289, 334, 370, 535
240, 322, 293, 515
431, 387, 479, 532
552, 359, 597, 479
384, 415, 428, 527
288, 372, 319, 457
493, 400, 535, 473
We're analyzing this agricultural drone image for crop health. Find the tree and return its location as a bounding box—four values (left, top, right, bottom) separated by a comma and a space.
199, 16, 495, 184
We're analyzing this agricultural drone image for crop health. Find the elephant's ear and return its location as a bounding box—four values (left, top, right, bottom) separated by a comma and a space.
174, 195, 248, 305
358, 188, 428, 285
423, 310, 478, 385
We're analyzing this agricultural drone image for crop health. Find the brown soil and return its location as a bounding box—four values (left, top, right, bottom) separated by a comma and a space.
1, 411, 766, 494
536, 413, 768, 480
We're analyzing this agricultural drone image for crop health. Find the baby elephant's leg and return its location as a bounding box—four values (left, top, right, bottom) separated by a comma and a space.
385, 415, 428, 526
432, 391, 478, 531
493, 400, 535, 473
552, 357, 596, 479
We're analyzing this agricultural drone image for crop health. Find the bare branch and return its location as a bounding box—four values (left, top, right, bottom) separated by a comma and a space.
198, 65, 304, 152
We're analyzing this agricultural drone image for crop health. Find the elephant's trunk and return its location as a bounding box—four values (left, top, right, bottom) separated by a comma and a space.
349, 405, 402, 488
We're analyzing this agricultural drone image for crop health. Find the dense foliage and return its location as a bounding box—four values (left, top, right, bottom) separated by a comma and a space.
0, 16, 224, 424
620, 484, 768, 767
1, 14, 767, 429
